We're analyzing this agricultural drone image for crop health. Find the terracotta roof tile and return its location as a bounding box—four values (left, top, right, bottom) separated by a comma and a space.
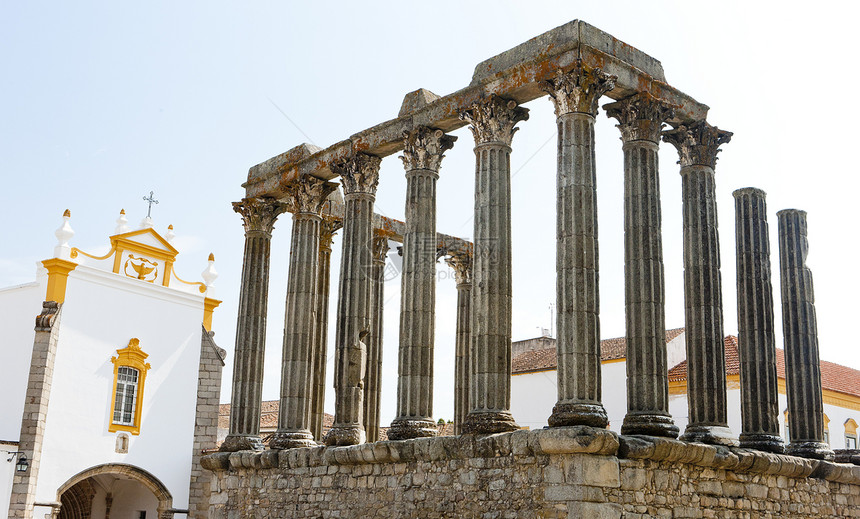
666, 336, 860, 398
512, 328, 685, 374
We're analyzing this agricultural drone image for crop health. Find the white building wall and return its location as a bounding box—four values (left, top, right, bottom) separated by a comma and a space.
32, 266, 204, 508
0, 279, 45, 442
0, 441, 18, 519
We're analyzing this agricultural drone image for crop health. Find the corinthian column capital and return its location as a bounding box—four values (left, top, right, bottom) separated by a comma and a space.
459, 95, 529, 146
232, 197, 289, 235
320, 216, 342, 253
542, 60, 617, 117
333, 153, 382, 196
399, 127, 457, 172
662, 121, 733, 169
445, 251, 472, 287
284, 175, 338, 215
604, 93, 674, 143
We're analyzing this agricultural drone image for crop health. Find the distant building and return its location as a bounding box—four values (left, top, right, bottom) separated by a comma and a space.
1, 210, 224, 519
510, 330, 859, 450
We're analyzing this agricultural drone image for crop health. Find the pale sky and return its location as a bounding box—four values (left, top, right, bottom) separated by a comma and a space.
2, 1, 859, 426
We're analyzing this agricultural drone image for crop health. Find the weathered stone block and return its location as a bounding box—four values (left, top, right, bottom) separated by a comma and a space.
565, 454, 620, 488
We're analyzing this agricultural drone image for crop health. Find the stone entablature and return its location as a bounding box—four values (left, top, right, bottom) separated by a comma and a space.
202, 427, 860, 517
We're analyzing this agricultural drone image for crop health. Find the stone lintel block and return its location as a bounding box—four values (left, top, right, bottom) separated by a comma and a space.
532, 426, 620, 456
200, 453, 231, 471
399, 88, 441, 117
810, 461, 860, 484
247, 143, 322, 184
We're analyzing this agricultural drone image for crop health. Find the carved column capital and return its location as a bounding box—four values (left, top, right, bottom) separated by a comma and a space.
232, 197, 289, 235
284, 175, 338, 216
372, 233, 389, 266
399, 127, 457, 172
445, 252, 472, 287
542, 60, 617, 117
320, 215, 342, 253
662, 121, 733, 169
459, 94, 529, 147
604, 93, 674, 143
332, 153, 382, 196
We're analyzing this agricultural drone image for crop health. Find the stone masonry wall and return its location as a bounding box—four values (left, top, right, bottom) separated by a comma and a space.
187, 328, 226, 519
202, 427, 860, 518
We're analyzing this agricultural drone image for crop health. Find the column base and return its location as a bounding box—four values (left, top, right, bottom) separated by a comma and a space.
548, 402, 609, 428
621, 413, 679, 438
680, 425, 738, 446
461, 411, 520, 435
269, 429, 317, 450
387, 418, 438, 441
786, 441, 835, 460
323, 424, 366, 446
738, 432, 785, 454
219, 434, 264, 452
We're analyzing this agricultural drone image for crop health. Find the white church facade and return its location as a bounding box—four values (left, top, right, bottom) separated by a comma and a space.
510, 330, 860, 451
1, 210, 225, 519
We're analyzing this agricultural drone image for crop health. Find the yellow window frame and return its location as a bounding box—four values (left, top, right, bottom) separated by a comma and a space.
109, 338, 151, 435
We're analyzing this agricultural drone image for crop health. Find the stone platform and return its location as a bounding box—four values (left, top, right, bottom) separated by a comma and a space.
202, 427, 860, 518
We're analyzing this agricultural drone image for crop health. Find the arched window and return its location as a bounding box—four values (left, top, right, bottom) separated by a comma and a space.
109, 339, 150, 435
846, 418, 858, 449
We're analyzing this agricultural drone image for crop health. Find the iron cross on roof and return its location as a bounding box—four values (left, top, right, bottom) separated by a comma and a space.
143, 191, 159, 217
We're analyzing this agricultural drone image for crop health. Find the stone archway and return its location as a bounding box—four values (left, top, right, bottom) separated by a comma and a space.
56, 464, 173, 519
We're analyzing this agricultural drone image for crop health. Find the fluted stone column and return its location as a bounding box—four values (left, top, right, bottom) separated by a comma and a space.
605, 93, 679, 438
324, 153, 381, 446
459, 95, 528, 434
389, 127, 456, 440
221, 197, 287, 452
364, 233, 388, 442
663, 121, 735, 446
542, 61, 615, 428
733, 188, 784, 453
446, 251, 472, 435
271, 176, 337, 450
778, 209, 834, 460
311, 216, 341, 441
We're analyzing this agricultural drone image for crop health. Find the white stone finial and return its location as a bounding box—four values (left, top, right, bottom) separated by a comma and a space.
54, 209, 75, 260
166, 224, 176, 243
201, 252, 218, 295
140, 215, 154, 229
114, 209, 130, 234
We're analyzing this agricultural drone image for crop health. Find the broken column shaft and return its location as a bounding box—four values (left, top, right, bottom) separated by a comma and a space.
324, 153, 381, 446
221, 197, 287, 452
778, 209, 834, 460
271, 177, 336, 450
733, 188, 783, 453
605, 93, 678, 438
446, 252, 472, 435
663, 121, 734, 446
389, 127, 456, 440
364, 233, 387, 442
543, 62, 615, 428
311, 216, 341, 441
460, 95, 528, 434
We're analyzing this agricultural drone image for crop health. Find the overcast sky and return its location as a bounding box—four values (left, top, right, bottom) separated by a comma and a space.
2, 1, 858, 426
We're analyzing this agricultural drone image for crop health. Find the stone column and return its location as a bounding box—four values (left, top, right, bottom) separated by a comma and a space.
459, 95, 528, 434
271, 177, 337, 449
605, 93, 678, 438
663, 121, 735, 445
310, 216, 341, 441
389, 127, 456, 440
446, 251, 472, 435
542, 61, 615, 428
733, 188, 784, 453
778, 209, 834, 460
364, 233, 388, 442
324, 153, 381, 446
221, 197, 287, 452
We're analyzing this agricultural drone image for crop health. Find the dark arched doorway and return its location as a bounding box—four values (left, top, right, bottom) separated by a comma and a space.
56, 464, 173, 519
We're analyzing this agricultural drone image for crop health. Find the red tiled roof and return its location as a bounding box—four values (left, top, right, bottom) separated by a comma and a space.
512, 328, 685, 374
666, 336, 860, 398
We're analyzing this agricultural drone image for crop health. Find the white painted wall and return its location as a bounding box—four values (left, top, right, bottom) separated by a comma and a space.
0, 441, 19, 519
31, 265, 204, 508
90, 479, 160, 519
0, 279, 44, 442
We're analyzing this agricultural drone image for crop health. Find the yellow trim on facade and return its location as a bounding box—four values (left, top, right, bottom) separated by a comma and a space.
109, 338, 151, 436
203, 297, 221, 331
42, 258, 77, 304
172, 269, 207, 293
